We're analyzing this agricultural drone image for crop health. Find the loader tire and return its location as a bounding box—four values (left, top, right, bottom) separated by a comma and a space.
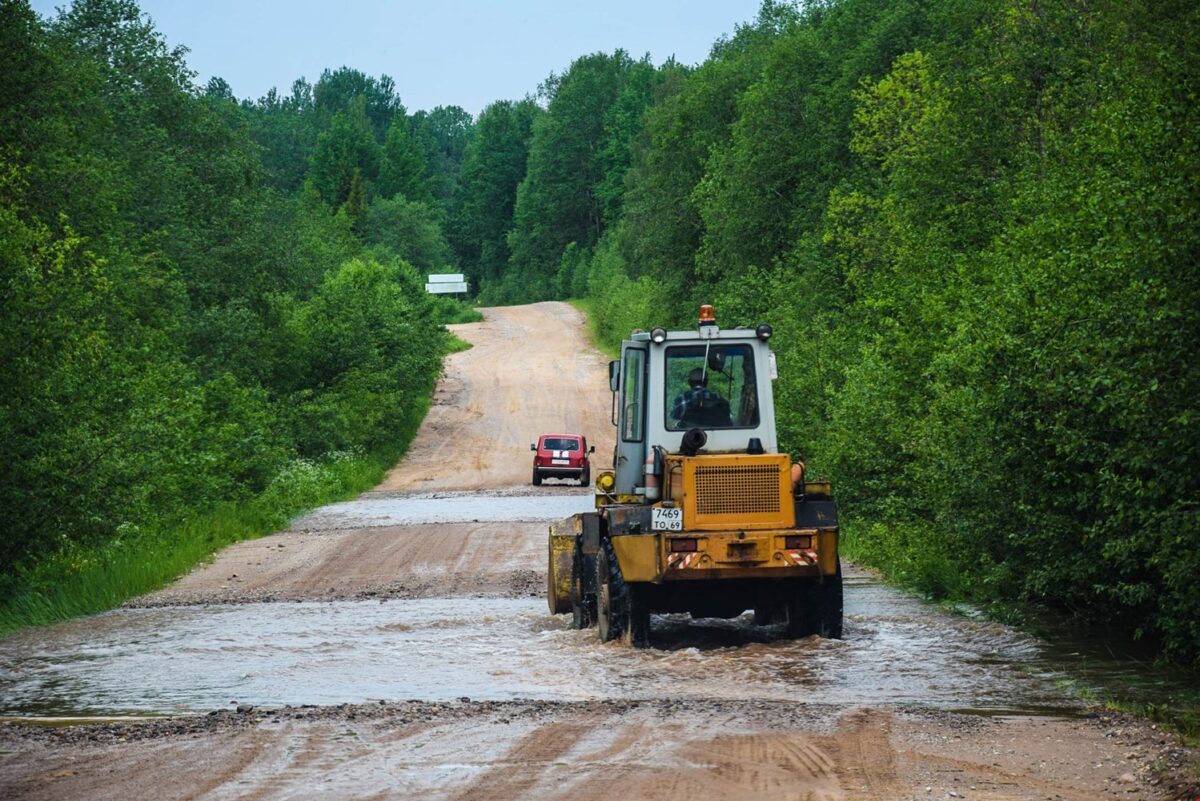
785, 565, 844, 639
818, 561, 844, 640
596, 540, 651, 647
627, 584, 651, 649
596, 540, 626, 643
570, 545, 594, 629
753, 604, 780, 626
785, 582, 817, 638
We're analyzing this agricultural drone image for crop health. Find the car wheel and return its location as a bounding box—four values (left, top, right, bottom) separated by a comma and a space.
532, 468, 542, 486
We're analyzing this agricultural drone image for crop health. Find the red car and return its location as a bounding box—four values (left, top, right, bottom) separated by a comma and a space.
531, 433, 594, 486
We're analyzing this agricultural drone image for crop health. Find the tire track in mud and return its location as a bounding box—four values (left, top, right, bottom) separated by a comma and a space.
447, 721, 592, 801
686, 733, 841, 801
824, 708, 898, 800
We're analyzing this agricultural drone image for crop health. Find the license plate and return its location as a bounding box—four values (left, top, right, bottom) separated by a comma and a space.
552, 459, 569, 465
652, 507, 683, 531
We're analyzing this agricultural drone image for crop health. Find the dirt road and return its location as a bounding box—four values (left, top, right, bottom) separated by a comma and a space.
0, 302, 1196, 801
381, 301, 615, 492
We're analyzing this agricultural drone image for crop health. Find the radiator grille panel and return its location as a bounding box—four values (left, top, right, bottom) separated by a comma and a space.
694, 464, 782, 516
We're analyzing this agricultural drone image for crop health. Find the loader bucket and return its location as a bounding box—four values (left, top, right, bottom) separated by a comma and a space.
547, 518, 577, 614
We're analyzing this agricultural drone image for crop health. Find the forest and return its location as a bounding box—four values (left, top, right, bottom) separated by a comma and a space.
2, 0, 1198, 667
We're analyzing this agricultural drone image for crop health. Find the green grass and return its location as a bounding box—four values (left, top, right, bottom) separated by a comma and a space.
566, 297, 619, 358
0, 448, 401, 635
443, 331, 474, 354
0, 342, 449, 635
430, 295, 484, 325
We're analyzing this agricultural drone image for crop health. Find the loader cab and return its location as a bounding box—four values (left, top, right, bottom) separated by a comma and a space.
609, 307, 780, 496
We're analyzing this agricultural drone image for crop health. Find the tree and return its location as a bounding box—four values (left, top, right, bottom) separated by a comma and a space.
451, 99, 539, 286
307, 96, 381, 206
313, 66, 403, 141
507, 51, 648, 299
364, 195, 453, 271
378, 117, 432, 202
411, 105, 473, 208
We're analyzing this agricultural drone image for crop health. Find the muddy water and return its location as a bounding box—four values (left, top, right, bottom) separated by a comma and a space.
4, 486, 1194, 720
0, 574, 1084, 718
290, 490, 595, 530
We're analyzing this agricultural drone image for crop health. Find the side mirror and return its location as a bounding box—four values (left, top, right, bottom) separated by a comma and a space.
588, 445, 595, 454
608, 360, 619, 392
530, 443, 536, 451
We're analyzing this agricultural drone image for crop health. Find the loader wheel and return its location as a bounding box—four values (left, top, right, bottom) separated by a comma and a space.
753, 604, 780, 626
570, 546, 594, 629
627, 585, 651, 649
532, 468, 542, 486
818, 562, 844, 640
596, 540, 629, 643
785, 565, 844, 640
596, 540, 650, 647
785, 581, 819, 638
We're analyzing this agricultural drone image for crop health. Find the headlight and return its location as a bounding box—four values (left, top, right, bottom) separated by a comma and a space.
650, 327, 667, 344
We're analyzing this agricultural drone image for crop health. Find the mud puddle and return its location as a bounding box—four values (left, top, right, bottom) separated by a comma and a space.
1, 576, 1095, 718
290, 490, 593, 530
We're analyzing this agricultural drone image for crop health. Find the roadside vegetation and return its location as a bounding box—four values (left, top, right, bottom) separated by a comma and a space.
4, 0, 1197, 678
452, 0, 1198, 671
0, 0, 460, 629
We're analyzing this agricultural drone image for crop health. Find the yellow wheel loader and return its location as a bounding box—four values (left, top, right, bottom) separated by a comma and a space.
548, 305, 842, 647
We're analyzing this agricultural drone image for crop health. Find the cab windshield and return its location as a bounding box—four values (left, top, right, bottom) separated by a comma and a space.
664, 344, 760, 431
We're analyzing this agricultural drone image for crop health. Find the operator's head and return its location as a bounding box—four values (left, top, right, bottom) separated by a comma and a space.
687, 367, 708, 388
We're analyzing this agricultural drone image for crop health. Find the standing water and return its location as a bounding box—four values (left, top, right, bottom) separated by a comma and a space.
0, 574, 1119, 718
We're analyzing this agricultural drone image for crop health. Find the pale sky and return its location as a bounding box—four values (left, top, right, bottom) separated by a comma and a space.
31, 0, 766, 116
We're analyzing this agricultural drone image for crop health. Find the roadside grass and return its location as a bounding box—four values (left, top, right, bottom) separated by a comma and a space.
566, 297, 619, 359
0, 347, 447, 635
843, 516, 1200, 743
443, 331, 473, 354
1106, 697, 1200, 747
430, 295, 484, 325
0, 450, 395, 634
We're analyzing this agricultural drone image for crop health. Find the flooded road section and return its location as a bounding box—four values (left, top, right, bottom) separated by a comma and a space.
2, 574, 1081, 718
290, 489, 596, 530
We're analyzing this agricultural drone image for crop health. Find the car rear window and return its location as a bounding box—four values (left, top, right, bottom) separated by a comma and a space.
542, 437, 580, 451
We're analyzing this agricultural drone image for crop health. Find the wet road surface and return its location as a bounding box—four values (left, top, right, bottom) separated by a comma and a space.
0, 572, 1084, 717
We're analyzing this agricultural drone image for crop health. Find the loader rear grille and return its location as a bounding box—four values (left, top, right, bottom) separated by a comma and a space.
694, 464, 782, 516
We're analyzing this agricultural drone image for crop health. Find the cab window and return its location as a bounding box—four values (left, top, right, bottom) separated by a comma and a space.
621, 349, 645, 442
664, 344, 759, 431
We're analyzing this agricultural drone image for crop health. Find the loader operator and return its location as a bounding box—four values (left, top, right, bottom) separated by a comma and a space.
671, 368, 733, 428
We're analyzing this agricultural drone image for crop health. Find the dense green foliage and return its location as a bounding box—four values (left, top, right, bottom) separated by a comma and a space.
446, 0, 1200, 665
0, 0, 458, 613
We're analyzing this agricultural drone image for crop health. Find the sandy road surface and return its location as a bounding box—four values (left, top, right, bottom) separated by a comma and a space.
381, 301, 615, 492
1, 302, 1196, 800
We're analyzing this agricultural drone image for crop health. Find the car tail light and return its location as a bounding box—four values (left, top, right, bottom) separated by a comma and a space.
670, 538, 697, 552
785, 535, 811, 550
